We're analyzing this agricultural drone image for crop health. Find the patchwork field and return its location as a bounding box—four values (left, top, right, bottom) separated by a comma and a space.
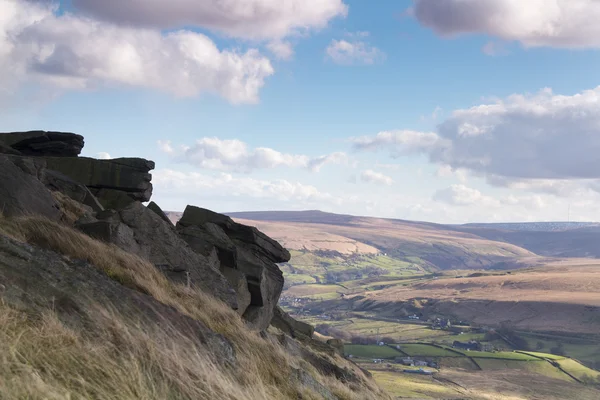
347, 344, 600, 398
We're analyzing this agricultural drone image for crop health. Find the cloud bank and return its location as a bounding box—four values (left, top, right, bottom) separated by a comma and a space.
159, 137, 348, 173
0, 0, 273, 103
413, 0, 600, 48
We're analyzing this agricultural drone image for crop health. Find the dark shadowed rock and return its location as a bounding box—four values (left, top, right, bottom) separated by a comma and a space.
43, 157, 155, 202
5, 155, 103, 213
43, 170, 104, 213
221, 266, 252, 316
177, 205, 288, 330
276, 334, 361, 384
178, 224, 237, 269
0, 155, 61, 220
147, 201, 174, 227
178, 205, 290, 263
271, 306, 315, 338
0, 233, 236, 367
236, 245, 284, 330
77, 202, 237, 309
90, 188, 136, 210
0, 142, 20, 155
0, 131, 84, 157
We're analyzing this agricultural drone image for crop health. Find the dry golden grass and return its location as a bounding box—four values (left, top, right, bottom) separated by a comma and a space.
234, 218, 380, 255
232, 217, 535, 259
364, 261, 600, 334
0, 213, 389, 400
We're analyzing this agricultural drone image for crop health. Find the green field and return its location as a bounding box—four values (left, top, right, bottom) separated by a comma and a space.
281, 250, 427, 289
454, 350, 539, 361
344, 345, 403, 359
517, 351, 567, 360
397, 344, 461, 357
557, 359, 600, 381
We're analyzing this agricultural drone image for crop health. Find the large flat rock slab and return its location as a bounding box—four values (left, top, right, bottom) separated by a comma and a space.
0, 131, 84, 157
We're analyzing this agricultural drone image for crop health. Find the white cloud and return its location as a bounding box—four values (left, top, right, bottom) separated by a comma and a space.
360, 170, 394, 186
413, 0, 600, 49
352, 130, 445, 155
157, 140, 175, 155
354, 87, 600, 194
153, 169, 342, 205
307, 152, 349, 172
482, 41, 509, 56
325, 38, 385, 65
374, 162, 402, 171
266, 40, 294, 60
433, 184, 497, 207
0, 0, 273, 103
160, 137, 347, 172
436, 165, 468, 183
433, 184, 549, 211
96, 152, 112, 159
72, 0, 348, 40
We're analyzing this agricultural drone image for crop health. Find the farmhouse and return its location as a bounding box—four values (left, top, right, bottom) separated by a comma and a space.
396, 357, 414, 366
453, 340, 481, 351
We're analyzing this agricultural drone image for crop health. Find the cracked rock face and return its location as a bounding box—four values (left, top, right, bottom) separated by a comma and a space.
76, 202, 238, 311
0, 131, 84, 157
177, 205, 289, 330
0, 131, 290, 332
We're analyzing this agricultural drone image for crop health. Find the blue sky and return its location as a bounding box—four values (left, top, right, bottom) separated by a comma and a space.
2, 0, 600, 223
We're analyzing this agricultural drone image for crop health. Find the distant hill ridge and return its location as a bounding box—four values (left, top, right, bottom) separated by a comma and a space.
216, 210, 600, 260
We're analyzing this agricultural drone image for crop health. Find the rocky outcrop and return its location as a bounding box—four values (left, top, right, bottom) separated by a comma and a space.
44, 157, 154, 202
276, 334, 362, 384
177, 205, 290, 330
76, 202, 238, 309
0, 130, 84, 157
0, 131, 289, 332
0, 155, 61, 220
0, 233, 236, 367
147, 201, 175, 227
271, 305, 315, 338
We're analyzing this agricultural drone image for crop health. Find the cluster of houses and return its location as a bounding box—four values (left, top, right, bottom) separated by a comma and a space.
453, 340, 494, 352
396, 357, 438, 369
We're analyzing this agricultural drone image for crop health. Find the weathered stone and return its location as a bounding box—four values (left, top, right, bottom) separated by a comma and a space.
147, 201, 174, 227
0, 142, 20, 155
0, 233, 236, 367
177, 205, 288, 331
0, 155, 61, 220
42, 157, 155, 202
237, 245, 284, 331
178, 224, 237, 269
220, 266, 251, 316
77, 220, 140, 254
276, 334, 361, 384
43, 170, 104, 213
271, 306, 315, 338
178, 205, 290, 263
0, 131, 84, 157
77, 202, 237, 309
3, 155, 103, 213
91, 188, 136, 210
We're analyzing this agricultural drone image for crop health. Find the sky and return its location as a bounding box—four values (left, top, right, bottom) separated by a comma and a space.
2, 0, 600, 224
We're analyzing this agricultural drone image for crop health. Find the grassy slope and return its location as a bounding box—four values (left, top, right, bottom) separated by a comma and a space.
0, 213, 389, 400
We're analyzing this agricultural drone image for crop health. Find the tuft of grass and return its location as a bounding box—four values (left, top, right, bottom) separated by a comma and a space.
0, 214, 390, 399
